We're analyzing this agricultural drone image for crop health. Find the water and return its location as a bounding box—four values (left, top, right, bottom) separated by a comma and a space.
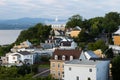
0, 30, 22, 45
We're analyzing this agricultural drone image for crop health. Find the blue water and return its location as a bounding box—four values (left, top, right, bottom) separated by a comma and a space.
0, 30, 22, 45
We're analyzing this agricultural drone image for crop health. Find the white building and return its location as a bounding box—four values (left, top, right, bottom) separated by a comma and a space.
45, 18, 66, 31
109, 45, 120, 55
59, 38, 77, 50
64, 59, 110, 80
6, 51, 34, 65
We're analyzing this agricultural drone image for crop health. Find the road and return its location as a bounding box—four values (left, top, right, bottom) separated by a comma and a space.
32, 68, 50, 78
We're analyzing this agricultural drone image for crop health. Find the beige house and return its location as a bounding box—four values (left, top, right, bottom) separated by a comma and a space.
66, 26, 81, 37
13, 40, 32, 49
11, 40, 32, 52
113, 28, 120, 46
50, 49, 81, 79
94, 49, 103, 58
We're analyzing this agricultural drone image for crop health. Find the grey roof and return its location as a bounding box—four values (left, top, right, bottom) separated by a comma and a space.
19, 51, 31, 55
114, 28, 120, 35
65, 59, 99, 65
86, 51, 99, 58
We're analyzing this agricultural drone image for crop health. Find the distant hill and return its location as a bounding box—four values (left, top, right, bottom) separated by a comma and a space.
0, 18, 67, 30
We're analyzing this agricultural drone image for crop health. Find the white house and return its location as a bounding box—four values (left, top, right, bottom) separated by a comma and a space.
64, 59, 110, 80
109, 45, 120, 55
59, 38, 77, 50
6, 51, 34, 65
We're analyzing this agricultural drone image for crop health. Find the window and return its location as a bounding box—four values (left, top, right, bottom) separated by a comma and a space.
13, 57, 15, 60
62, 64, 64, 68
76, 76, 79, 80
54, 55, 58, 60
69, 67, 71, 71
7, 57, 8, 61
70, 56, 73, 61
52, 71, 55, 75
62, 55, 65, 60
58, 63, 60, 68
89, 68, 92, 72
58, 71, 60, 76
52, 63, 55, 67
62, 72, 64, 77
61, 43, 63, 46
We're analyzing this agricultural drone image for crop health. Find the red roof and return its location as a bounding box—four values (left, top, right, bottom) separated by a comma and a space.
52, 49, 82, 60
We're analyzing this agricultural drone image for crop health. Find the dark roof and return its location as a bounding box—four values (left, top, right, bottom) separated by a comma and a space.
52, 49, 82, 60
90, 58, 111, 61
60, 41, 72, 46
19, 51, 31, 55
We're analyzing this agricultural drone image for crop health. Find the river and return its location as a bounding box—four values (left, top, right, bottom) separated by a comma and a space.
0, 30, 22, 45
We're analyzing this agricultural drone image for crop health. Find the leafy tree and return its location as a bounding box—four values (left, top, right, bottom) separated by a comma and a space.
77, 29, 90, 42
66, 14, 83, 28
103, 12, 120, 33
88, 17, 104, 32
81, 19, 90, 30
111, 56, 120, 80
0, 44, 14, 56
16, 23, 51, 45
88, 39, 108, 52
17, 65, 31, 76
90, 21, 99, 37
40, 55, 50, 62
0, 66, 19, 79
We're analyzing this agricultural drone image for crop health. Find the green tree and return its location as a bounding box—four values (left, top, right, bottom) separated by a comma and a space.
66, 14, 83, 28
105, 48, 113, 58
77, 29, 90, 42
88, 39, 108, 52
111, 56, 120, 80
103, 12, 120, 33
16, 23, 51, 45
88, 17, 104, 32
90, 21, 99, 37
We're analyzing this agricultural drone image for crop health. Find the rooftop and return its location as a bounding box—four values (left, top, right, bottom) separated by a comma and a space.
114, 28, 120, 35
65, 59, 98, 65
52, 49, 82, 60
19, 51, 31, 55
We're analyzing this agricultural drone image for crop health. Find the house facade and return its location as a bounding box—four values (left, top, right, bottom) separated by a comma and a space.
50, 49, 81, 79
1, 51, 34, 66
11, 40, 32, 52
59, 38, 77, 50
113, 28, 120, 46
66, 26, 81, 37
64, 59, 110, 80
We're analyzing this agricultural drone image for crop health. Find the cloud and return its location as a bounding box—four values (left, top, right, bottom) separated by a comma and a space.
0, 0, 120, 19
0, 0, 6, 6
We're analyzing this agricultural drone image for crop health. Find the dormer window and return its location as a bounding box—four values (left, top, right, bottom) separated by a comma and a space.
61, 43, 63, 46
55, 55, 58, 60
62, 55, 65, 60
45, 40, 48, 43
70, 56, 73, 61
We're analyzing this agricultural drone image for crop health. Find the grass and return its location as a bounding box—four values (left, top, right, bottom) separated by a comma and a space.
39, 63, 50, 68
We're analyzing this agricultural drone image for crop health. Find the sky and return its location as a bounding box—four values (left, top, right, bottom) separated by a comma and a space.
0, 0, 120, 20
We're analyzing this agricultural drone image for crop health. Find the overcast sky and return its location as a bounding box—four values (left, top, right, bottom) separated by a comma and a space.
0, 0, 120, 20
